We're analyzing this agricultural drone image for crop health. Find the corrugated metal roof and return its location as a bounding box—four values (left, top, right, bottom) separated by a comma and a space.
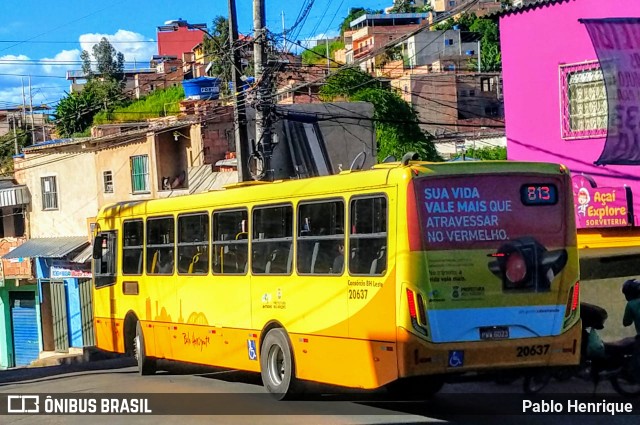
70, 243, 93, 263
2, 237, 89, 259
488, 0, 570, 18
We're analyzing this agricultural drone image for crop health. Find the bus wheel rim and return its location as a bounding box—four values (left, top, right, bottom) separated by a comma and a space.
134, 334, 141, 362
268, 345, 285, 386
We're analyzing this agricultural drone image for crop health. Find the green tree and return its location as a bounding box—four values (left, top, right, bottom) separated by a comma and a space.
301, 40, 344, 66
320, 67, 441, 162
389, 0, 432, 13
203, 16, 256, 95
470, 18, 501, 71
458, 145, 506, 160
56, 38, 127, 136
53, 90, 99, 137
0, 129, 30, 173
203, 16, 232, 82
319, 67, 377, 100
433, 13, 502, 71
339, 7, 383, 35
81, 37, 125, 81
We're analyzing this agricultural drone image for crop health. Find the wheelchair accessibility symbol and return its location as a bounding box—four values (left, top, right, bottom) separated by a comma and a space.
448, 350, 464, 368
247, 340, 257, 361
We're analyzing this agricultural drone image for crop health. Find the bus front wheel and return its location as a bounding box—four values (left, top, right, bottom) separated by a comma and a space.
135, 321, 157, 376
260, 328, 299, 400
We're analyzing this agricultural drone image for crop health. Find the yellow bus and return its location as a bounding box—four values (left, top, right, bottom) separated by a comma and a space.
92, 158, 581, 398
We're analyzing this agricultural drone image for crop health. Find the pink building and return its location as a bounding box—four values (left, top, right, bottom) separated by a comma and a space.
499, 0, 640, 249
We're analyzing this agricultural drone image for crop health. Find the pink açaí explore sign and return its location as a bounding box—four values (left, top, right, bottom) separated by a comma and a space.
572, 174, 631, 228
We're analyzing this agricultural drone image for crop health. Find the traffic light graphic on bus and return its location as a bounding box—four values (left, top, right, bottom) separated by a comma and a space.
487, 237, 568, 292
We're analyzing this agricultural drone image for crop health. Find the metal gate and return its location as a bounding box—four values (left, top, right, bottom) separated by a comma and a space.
10, 291, 40, 367
78, 278, 95, 347
50, 280, 69, 353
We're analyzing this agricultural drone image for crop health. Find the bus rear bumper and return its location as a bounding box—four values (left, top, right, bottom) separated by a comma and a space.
396, 319, 582, 378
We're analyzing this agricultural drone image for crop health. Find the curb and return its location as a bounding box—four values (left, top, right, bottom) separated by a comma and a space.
28, 347, 124, 368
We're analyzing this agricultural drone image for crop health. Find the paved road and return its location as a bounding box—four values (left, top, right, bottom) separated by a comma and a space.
0, 357, 637, 425
0, 267, 638, 425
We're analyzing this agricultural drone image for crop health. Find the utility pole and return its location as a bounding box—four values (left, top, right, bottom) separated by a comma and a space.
326, 37, 330, 73
21, 78, 26, 125
11, 115, 18, 156
478, 40, 481, 72
282, 11, 286, 53
29, 76, 35, 143
229, 0, 252, 182
254, 0, 273, 181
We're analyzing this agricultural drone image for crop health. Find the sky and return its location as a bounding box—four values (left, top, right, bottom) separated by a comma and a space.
0, 0, 392, 112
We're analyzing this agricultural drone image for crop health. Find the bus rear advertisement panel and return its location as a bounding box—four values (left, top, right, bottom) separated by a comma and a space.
413, 173, 579, 344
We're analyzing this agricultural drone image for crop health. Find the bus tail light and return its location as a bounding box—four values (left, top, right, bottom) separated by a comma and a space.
571, 281, 580, 311
406, 288, 417, 319
406, 288, 429, 337
565, 281, 580, 317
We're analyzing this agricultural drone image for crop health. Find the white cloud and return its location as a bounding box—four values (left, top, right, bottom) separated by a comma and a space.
0, 54, 30, 78
0, 29, 156, 110
79, 29, 156, 66
0, 82, 67, 109
41, 49, 81, 74
0, 85, 31, 107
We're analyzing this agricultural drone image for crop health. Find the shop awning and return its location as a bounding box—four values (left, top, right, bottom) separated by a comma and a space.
2, 236, 89, 259
0, 185, 30, 208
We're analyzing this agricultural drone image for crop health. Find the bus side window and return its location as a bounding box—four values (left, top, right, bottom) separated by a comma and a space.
297, 200, 345, 275
213, 209, 248, 275
122, 220, 143, 275
146, 216, 175, 275
349, 195, 387, 276
252, 205, 293, 275
177, 213, 209, 275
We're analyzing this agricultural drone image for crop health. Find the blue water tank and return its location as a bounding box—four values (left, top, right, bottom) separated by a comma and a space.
227, 76, 256, 93
182, 77, 221, 100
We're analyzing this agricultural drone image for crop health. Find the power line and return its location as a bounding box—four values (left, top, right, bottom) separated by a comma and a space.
0, 1, 128, 54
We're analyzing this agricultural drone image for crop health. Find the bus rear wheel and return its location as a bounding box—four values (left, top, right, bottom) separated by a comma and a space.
260, 328, 299, 400
135, 321, 157, 376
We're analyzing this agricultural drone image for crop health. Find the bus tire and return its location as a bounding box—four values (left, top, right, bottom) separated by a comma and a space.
135, 321, 156, 376
260, 328, 299, 400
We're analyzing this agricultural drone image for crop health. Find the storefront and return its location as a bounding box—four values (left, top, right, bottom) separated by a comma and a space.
2, 237, 92, 364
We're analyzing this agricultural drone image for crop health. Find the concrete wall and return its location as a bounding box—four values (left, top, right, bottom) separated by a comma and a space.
500, 0, 640, 226
14, 153, 98, 239
392, 72, 503, 137
0, 237, 30, 278
95, 138, 155, 205
408, 30, 478, 68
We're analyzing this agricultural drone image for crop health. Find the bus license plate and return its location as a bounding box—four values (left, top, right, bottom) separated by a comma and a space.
480, 326, 509, 340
